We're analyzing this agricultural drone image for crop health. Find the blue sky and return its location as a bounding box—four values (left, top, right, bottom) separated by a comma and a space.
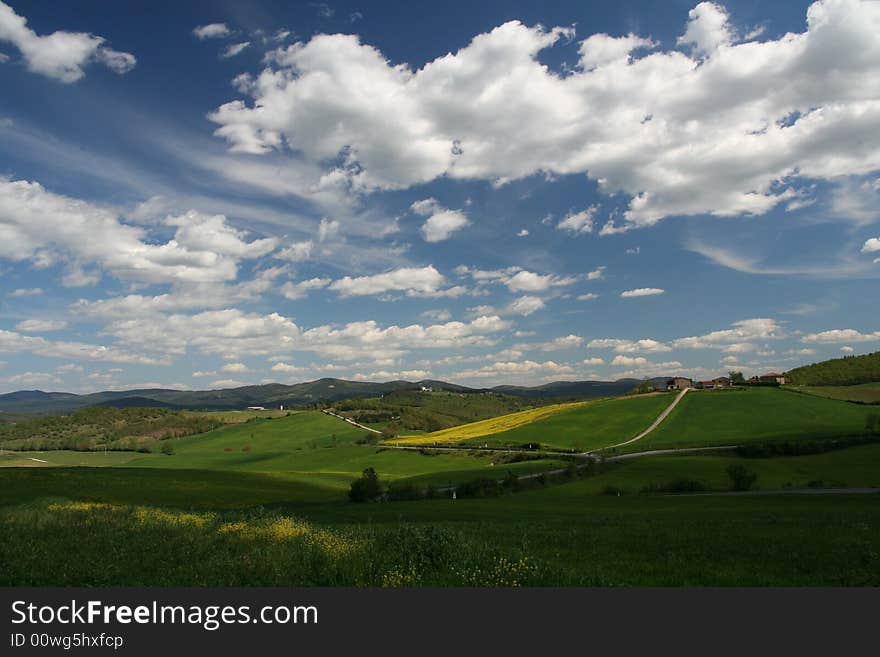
0, 0, 878, 393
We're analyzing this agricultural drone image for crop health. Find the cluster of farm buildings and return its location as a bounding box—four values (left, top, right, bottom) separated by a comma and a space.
660, 373, 787, 391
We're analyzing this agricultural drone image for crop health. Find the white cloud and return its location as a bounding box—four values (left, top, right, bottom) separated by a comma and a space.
411, 198, 469, 242
329, 265, 447, 297
453, 359, 574, 381
4, 371, 62, 387
579, 33, 655, 69
506, 295, 545, 316
318, 217, 340, 242
15, 319, 67, 332
577, 292, 599, 301
280, 277, 331, 299
271, 362, 305, 373
517, 229, 529, 237
210, 1, 880, 229
193, 23, 231, 40
0, 1, 135, 82
221, 362, 249, 373
522, 334, 584, 351
583, 357, 605, 366
221, 42, 250, 59
862, 237, 880, 253
275, 240, 314, 262
801, 328, 880, 343
0, 182, 278, 286
421, 309, 452, 322
620, 287, 664, 298
841, 345, 855, 352
210, 379, 248, 389
8, 287, 42, 297
351, 369, 430, 381
611, 355, 649, 367
557, 206, 597, 234
505, 270, 577, 292
586, 266, 606, 281
674, 318, 784, 349
677, 2, 732, 56
588, 338, 672, 353
101, 308, 511, 363
0, 328, 164, 365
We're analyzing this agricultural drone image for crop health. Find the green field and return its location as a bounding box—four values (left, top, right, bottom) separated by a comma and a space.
2, 385, 880, 586
630, 387, 879, 452
459, 394, 673, 451
0, 412, 566, 501
792, 383, 880, 404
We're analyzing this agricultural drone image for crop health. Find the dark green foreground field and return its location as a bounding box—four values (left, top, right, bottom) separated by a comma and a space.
1, 386, 879, 586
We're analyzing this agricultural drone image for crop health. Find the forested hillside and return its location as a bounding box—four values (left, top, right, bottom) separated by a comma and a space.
0, 407, 224, 452
786, 351, 880, 386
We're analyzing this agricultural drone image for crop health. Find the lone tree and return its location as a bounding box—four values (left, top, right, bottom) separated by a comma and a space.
726, 464, 758, 491
160, 441, 175, 456
349, 467, 383, 503
728, 371, 746, 385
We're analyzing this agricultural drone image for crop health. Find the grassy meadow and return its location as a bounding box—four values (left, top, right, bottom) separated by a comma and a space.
2, 384, 879, 586
629, 387, 879, 452
792, 383, 880, 404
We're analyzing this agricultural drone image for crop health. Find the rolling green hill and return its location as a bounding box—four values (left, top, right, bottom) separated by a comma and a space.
392, 393, 673, 451
634, 387, 880, 451
0, 377, 650, 415
0, 406, 225, 452
786, 350, 880, 386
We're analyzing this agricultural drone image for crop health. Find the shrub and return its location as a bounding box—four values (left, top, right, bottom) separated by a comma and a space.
348, 467, 383, 503
160, 442, 175, 456
456, 477, 503, 498
726, 464, 758, 491
386, 482, 424, 501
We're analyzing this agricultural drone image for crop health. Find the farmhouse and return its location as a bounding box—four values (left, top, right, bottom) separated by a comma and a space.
247, 406, 265, 411
667, 377, 693, 390
759, 373, 787, 385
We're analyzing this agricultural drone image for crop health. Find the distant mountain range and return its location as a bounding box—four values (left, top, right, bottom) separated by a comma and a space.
0, 377, 644, 415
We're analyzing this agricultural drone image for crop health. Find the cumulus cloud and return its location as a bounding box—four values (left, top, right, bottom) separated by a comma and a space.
588, 338, 672, 353
863, 237, 880, 253
506, 295, 545, 316
0, 328, 164, 365
801, 328, 880, 343
620, 287, 664, 298
280, 277, 331, 299
193, 23, 231, 40
210, 1, 880, 229
329, 265, 449, 297
221, 362, 249, 373
101, 308, 511, 362
0, 181, 278, 285
15, 319, 67, 332
677, 2, 732, 56
0, 1, 135, 82
410, 198, 469, 242
557, 207, 597, 235
673, 318, 785, 349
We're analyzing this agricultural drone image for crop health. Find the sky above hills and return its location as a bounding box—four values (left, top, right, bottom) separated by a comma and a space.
0, 0, 878, 393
